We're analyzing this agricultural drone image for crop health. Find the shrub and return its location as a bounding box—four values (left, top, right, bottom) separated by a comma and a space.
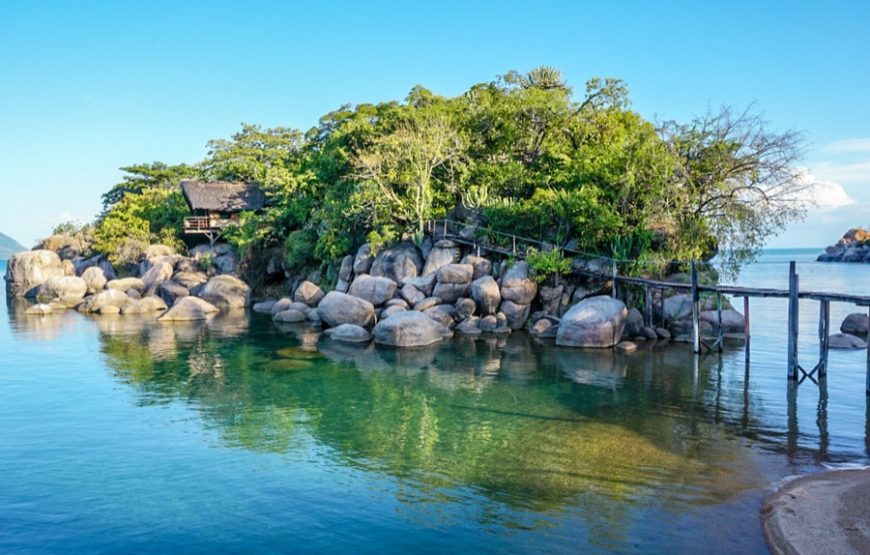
526, 247, 571, 283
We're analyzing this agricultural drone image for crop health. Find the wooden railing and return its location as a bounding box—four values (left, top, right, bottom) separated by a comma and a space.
183, 216, 212, 231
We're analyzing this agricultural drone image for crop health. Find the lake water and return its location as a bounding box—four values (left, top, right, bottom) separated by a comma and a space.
2, 250, 869, 554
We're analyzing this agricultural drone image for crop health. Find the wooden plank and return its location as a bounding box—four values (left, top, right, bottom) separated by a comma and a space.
787, 261, 799, 381
691, 261, 701, 354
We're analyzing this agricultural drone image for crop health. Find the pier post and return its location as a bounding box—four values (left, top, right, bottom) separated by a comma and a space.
611, 260, 618, 299
645, 285, 653, 326
716, 293, 724, 352
691, 261, 701, 354
743, 296, 751, 355
866, 305, 870, 395
787, 261, 799, 381
818, 300, 830, 376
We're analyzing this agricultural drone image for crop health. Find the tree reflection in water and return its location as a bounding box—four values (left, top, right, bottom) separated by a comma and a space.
84, 312, 764, 543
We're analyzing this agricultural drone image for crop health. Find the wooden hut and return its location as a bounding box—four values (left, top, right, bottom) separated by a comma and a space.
180, 180, 265, 243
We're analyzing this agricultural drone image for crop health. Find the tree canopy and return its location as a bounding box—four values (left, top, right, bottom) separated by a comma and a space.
92, 67, 808, 277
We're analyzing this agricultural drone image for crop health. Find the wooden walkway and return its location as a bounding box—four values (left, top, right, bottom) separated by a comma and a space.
428, 219, 870, 393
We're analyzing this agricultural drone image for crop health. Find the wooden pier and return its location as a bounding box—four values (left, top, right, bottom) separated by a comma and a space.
427, 218, 870, 393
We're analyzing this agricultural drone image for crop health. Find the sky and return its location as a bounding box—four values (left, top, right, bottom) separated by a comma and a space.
1, 0, 869, 248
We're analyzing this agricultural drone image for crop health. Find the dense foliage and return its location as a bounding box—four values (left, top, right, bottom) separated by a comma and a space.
92, 67, 807, 277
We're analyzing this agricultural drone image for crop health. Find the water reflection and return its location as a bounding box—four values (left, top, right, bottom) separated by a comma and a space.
8, 301, 865, 545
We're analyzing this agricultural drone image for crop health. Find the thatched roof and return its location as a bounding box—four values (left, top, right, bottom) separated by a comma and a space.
180, 181, 265, 212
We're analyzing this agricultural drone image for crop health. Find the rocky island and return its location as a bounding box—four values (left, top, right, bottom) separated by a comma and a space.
818, 228, 870, 262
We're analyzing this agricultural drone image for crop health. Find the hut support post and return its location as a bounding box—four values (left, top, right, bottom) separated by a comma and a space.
691, 261, 701, 354
716, 293, 724, 352
787, 261, 800, 381
818, 300, 830, 377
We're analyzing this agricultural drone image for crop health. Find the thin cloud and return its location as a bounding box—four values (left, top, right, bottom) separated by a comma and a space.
822, 138, 870, 154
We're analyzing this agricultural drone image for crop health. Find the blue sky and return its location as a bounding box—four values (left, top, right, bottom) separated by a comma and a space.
1, 0, 868, 247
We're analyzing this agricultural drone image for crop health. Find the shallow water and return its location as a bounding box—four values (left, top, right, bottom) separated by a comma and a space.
2, 252, 869, 554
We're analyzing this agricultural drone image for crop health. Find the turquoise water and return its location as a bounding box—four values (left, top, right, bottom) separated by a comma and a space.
2, 251, 869, 554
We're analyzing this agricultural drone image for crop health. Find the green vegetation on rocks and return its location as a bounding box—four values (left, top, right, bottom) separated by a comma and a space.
87, 67, 807, 279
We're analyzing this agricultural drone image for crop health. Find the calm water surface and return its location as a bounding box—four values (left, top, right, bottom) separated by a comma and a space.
2, 251, 869, 554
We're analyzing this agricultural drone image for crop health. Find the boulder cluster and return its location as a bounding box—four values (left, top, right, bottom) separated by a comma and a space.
260, 237, 743, 350
5, 242, 250, 322
818, 228, 870, 263
7, 230, 752, 352
830, 312, 870, 349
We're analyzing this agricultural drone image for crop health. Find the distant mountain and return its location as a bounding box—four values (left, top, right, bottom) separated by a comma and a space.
0, 232, 27, 260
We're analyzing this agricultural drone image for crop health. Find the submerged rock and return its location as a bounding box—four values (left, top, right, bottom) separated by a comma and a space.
829, 333, 868, 349
330, 323, 372, 343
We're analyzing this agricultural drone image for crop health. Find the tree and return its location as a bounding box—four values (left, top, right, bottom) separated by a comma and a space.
352, 112, 464, 245
101, 162, 199, 209
659, 106, 808, 271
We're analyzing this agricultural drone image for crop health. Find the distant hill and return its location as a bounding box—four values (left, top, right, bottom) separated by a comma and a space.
0, 232, 27, 260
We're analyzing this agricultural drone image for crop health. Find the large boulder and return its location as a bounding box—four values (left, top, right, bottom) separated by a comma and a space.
197, 275, 251, 310
317, 291, 376, 328
339, 255, 355, 282
400, 284, 425, 305
556, 296, 627, 348
421, 244, 460, 276
330, 323, 372, 343
460, 255, 491, 280
436, 263, 473, 285
78, 289, 130, 313
158, 282, 190, 306
294, 280, 325, 307
700, 309, 746, 335
36, 275, 88, 302
140, 295, 168, 312
107, 277, 145, 293
4, 250, 66, 297
158, 296, 220, 322
142, 244, 175, 259
353, 244, 374, 275
470, 276, 501, 315
624, 307, 645, 337
348, 275, 397, 306
431, 282, 469, 304
500, 261, 538, 305
370, 242, 424, 282
141, 261, 174, 295
372, 310, 446, 348
80, 266, 107, 294
499, 300, 530, 330
401, 274, 436, 296
841, 313, 869, 336
539, 285, 564, 316
663, 294, 693, 323
171, 271, 208, 290
73, 254, 116, 281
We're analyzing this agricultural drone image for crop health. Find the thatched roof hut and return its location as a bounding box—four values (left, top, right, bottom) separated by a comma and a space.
180, 181, 266, 213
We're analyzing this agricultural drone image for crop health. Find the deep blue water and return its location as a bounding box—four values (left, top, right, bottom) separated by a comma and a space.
2, 251, 869, 554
